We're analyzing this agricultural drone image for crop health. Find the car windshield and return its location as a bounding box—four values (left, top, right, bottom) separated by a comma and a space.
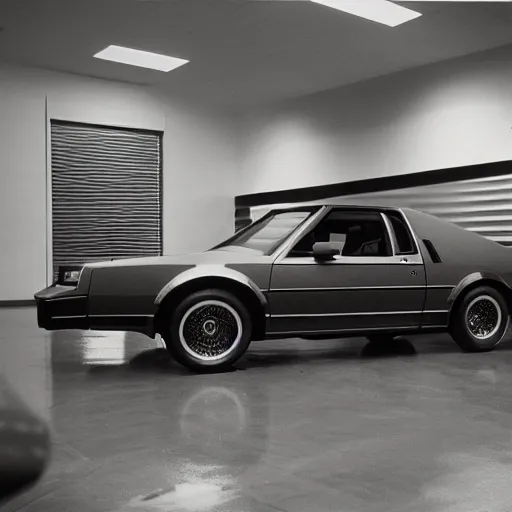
215, 209, 315, 255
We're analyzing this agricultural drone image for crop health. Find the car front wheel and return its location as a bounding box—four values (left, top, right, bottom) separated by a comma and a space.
450, 286, 510, 353
163, 289, 252, 373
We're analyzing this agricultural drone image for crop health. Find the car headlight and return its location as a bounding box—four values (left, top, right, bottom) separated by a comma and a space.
57, 266, 83, 286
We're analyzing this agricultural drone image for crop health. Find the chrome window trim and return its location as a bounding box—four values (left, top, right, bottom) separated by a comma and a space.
276, 254, 423, 265
381, 212, 398, 255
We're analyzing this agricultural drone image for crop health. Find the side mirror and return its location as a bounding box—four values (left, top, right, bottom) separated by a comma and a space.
313, 242, 340, 261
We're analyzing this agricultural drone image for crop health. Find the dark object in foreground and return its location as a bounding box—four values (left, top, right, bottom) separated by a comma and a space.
0, 378, 50, 503
35, 204, 512, 373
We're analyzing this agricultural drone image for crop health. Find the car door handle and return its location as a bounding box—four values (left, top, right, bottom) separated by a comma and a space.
400, 257, 409, 263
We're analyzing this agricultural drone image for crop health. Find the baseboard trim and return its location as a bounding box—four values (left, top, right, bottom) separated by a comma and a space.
0, 300, 36, 308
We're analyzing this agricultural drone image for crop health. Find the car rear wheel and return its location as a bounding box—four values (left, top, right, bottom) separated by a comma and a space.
163, 289, 252, 373
450, 286, 509, 353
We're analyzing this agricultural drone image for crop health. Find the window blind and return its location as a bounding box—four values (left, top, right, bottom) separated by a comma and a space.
51, 121, 162, 278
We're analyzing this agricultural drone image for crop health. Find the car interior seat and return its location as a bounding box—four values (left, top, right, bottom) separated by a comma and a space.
342, 225, 364, 256
359, 222, 388, 256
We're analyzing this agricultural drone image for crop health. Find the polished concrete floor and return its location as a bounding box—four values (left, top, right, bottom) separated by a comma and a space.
2, 307, 512, 511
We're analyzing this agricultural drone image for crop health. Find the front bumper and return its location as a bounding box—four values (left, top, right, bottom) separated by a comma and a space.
34, 285, 155, 336
34, 286, 89, 331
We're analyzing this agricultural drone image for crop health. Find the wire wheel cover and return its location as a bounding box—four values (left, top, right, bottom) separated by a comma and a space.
178, 300, 242, 361
465, 295, 502, 340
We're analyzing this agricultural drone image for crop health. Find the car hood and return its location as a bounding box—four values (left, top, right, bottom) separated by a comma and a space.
85, 247, 273, 269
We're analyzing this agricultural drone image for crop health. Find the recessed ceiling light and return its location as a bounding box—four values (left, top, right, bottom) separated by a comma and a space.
94, 45, 189, 72
310, 0, 422, 27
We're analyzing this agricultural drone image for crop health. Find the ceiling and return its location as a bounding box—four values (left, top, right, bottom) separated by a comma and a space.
2, 0, 512, 106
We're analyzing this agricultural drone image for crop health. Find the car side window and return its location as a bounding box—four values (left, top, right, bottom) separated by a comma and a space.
385, 212, 417, 255
288, 210, 392, 258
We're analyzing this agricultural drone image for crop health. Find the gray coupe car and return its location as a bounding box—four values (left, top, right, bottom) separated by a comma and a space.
35, 204, 512, 372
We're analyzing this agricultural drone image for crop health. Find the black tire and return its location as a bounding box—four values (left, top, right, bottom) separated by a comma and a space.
162, 289, 252, 373
366, 334, 396, 344
450, 286, 509, 353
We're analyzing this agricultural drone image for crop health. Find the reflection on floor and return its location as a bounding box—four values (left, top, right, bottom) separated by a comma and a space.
2, 307, 512, 511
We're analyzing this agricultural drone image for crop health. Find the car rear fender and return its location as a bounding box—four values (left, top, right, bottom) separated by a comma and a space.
447, 271, 512, 316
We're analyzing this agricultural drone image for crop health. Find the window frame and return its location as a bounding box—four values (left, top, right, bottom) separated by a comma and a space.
285, 208, 393, 259
277, 206, 423, 265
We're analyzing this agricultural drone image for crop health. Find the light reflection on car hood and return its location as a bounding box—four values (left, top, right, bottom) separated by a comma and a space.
85, 248, 273, 269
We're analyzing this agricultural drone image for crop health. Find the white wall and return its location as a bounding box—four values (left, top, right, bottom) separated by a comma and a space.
237, 43, 512, 196
0, 63, 237, 301
6, 42, 512, 300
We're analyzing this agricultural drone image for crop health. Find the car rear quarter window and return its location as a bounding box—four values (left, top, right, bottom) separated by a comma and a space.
386, 212, 417, 255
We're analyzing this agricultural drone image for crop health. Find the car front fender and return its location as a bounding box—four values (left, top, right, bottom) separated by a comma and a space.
154, 264, 268, 312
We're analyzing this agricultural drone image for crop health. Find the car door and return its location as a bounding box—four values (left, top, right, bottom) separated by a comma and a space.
266, 208, 427, 337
